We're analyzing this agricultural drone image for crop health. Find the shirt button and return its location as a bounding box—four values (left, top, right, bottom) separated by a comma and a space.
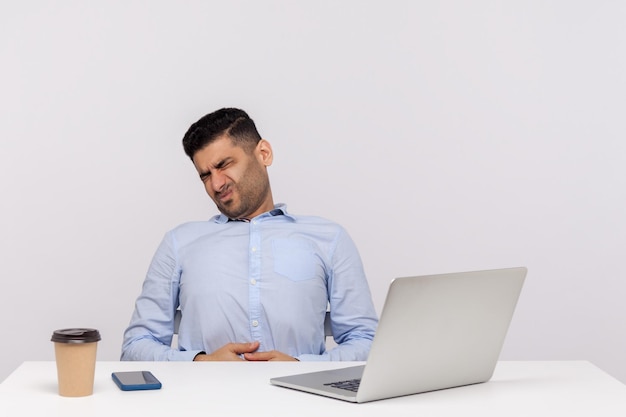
250, 279, 257, 285
252, 320, 259, 327
251, 247, 257, 252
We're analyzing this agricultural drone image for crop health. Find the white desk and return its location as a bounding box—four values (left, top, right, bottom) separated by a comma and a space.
1, 361, 625, 416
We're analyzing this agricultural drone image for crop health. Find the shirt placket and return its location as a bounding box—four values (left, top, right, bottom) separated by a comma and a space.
248, 219, 263, 348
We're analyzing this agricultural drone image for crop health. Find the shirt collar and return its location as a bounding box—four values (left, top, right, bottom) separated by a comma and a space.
213, 203, 295, 224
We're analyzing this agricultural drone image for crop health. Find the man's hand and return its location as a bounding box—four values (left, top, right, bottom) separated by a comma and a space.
243, 350, 298, 361
193, 341, 260, 361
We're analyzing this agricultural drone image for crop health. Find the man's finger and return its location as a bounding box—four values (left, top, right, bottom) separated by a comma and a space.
231, 341, 260, 354
244, 351, 273, 361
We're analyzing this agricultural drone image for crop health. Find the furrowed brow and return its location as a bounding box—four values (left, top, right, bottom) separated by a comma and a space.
198, 157, 232, 181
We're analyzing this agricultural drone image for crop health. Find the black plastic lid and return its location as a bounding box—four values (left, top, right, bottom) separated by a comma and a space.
51, 328, 101, 344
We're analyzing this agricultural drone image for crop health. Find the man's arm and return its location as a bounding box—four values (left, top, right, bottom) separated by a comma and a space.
121, 231, 201, 361
298, 227, 378, 361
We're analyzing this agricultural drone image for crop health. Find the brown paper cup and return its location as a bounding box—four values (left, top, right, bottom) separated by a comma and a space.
51, 328, 101, 397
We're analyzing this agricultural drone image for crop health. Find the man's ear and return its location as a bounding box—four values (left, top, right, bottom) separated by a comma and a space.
256, 139, 273, 167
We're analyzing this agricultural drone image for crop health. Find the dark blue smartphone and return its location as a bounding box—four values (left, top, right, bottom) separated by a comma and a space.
111, 371, 162, 391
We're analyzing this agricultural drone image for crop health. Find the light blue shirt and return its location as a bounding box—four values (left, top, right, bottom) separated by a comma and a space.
121, 204, 378, 361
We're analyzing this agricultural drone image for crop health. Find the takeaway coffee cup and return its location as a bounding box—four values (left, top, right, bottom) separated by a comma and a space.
51, 328, 101, 397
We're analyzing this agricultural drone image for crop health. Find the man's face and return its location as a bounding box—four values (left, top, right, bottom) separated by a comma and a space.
192, 135, 274, 220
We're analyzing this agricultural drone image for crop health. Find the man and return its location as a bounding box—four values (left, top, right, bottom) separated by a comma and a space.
121, 108, 378, 361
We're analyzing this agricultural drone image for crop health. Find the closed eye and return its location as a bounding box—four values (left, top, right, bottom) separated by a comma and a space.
214, 158, 232, 170
199, 172, 211, 183
198, 158, 234, 183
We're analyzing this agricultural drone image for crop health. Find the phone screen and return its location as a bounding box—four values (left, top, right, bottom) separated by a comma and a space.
112, 371, 162, 391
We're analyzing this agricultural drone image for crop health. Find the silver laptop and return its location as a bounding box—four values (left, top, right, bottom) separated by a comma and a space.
270, 267, 527, 403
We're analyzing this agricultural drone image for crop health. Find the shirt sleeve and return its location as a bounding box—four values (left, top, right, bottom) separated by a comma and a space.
297, 227, 378, 361
120, 231, 202, 361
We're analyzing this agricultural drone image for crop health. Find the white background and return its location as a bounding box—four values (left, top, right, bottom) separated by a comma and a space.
1, 1, 625, 384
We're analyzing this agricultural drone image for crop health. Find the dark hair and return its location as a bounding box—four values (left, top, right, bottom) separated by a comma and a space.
182, 108, 262, 160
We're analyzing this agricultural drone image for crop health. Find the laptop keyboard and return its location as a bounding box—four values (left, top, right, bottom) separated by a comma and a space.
323, 378, 361, 392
